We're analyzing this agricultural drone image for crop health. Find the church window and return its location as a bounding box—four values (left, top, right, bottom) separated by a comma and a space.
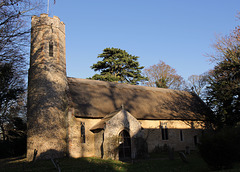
161, 126, 168, 140
80, 122, 85, 143
49, 41, 53, 57
180, 130, 183, 141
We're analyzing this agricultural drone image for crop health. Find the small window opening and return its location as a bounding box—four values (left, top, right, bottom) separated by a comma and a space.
180, 130, 183, 141
161, 126, 168, 140
80, 122, 85, 143
49, 41, 53, 57
194, 135, 198, 146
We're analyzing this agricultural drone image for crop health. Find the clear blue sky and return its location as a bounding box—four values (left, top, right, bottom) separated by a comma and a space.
46, 0, 239, 80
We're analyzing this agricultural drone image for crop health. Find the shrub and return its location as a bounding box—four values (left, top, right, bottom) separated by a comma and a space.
199, 127, 240, 170
152, 144, 169, 153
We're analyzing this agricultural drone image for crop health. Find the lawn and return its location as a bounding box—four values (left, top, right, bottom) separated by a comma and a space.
1, 152, 240, 172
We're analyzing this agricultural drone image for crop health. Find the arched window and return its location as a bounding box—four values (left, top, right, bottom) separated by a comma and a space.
118, 130, 131, 159
80, 122, 85, 143
49, 41, 53, 57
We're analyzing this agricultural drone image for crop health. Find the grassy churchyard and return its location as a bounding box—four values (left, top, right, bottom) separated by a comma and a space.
1, 152, 240, 172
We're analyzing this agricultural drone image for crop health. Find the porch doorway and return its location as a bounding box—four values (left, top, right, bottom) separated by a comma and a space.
118, 130, 131, 160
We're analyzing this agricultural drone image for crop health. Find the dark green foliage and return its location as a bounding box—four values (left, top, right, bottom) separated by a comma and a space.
199, 127, 240, 170
0, 117, 27, 158
90, 48, 147, 85
206, 48, 240, 128
155, 78, 168, 88
205, 24, 240, 129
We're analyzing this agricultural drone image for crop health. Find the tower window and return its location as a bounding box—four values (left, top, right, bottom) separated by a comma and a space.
80, 122, 85, 143
49, 41, 53, 57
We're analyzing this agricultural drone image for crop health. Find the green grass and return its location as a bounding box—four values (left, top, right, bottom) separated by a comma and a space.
0, 152, 240, 172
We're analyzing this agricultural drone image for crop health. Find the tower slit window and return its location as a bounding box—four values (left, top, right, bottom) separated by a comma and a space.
49, 41, 53, 57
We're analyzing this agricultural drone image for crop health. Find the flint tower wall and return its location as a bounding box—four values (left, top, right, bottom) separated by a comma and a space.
27, 14, 68, 160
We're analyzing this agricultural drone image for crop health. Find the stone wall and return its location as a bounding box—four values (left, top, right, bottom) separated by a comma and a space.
139, 120, 203, 152
94, 130, 104, 158
27, 14, 68, 160
67, 110, 101, 158
67, 111, 203, 159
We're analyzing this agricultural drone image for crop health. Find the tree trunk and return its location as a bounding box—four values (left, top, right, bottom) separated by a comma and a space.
0, 123, 6, 141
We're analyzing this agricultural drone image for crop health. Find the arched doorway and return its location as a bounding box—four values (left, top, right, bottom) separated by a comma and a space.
118, 130, 131, 160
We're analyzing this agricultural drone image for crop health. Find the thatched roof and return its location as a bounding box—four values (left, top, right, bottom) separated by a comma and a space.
67, 77, 211, 120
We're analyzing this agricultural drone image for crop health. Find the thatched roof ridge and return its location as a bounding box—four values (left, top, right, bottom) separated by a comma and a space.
67, 77, 211, 120
69, 77, 174, 92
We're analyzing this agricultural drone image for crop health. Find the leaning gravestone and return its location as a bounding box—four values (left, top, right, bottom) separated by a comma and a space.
179, 152, 188, 163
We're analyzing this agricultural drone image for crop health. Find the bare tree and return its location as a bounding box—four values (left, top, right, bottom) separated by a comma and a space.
0, 0, 42, 155
0, 63, 26, 141
187, 72, 209, 98
143, 60, 185, 90
0, 0, 42, 65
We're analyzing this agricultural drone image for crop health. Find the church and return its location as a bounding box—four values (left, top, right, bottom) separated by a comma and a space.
27, 14, 211, 161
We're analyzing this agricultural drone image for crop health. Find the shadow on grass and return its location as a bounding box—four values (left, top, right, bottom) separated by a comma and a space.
2, 152, 240, 172
128, 152, 209, 172
60, 157, 128, 172
0, 157, 128, 172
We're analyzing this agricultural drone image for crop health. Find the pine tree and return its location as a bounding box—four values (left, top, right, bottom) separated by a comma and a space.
90, 48, 147, 85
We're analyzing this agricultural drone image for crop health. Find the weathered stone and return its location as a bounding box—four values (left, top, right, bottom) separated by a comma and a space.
27, 14, 67, 161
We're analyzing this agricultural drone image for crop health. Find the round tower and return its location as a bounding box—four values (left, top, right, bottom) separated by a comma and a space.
27, 14, 68, 160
